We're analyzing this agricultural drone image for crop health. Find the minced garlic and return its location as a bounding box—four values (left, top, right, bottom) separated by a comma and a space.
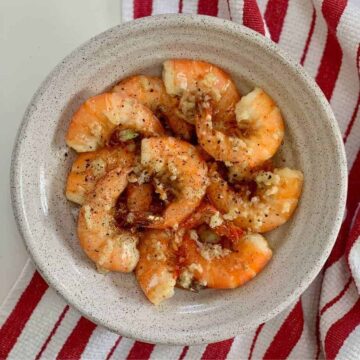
178, 263, 203, 289
256, 171, 280, 186
90, 158, 106, 177
84, 205, 93, 229
178, 268, 193, 289
151, 241, 166, 261
265, 186, 279, 196
200, 244, 231, 261
154, 179, 167, 201
189, 230, 199, 241
209, 211, 224, 228
90, 122, 102, 137
137, 170, 150, 184
97, 239, 114, 266
282, 201, 291, 214
223, 207, 240, 221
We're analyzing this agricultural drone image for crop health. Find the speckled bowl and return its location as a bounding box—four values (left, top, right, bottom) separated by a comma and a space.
11, 14, 347, 345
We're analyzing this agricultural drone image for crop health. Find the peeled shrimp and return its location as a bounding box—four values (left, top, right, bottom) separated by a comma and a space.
207, 164, 303, 233
113, 75, 193, 140
181, 201, 244, 241
66, 146, 135, 205
196, 88, 284, 166
163, 59, 240, 126
136, 230, 177, 305
141, 137, 208, 229
179, 232, 272, 289
66, 92, 165, 152
226, 159, 274, 183
77, 167, 139, 272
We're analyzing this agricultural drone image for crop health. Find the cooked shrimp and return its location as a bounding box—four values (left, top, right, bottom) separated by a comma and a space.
163, 59, 240, 126
179, 232, 272, 289
136, 230, 177, 305
66, 146, 135, 205
195, 145, 213, 162
115, 182, 165, 230
226, 159, 274, 183
126, 183, 153, 212
66, 92, 165, 152
113, 75, 194, 140
181, 202, 244, 241
195, 88, 284, 166
77, 167, 139, 272
207, 164, 303, 233
140, 137, 208, 229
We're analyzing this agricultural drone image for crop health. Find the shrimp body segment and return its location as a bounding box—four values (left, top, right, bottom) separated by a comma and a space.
181, 202, 244, 241
77, 167, 139, 272
136, 230, 177, 305
196, 88, 284, 166
66, 147, 135, 205
66, 93, 165, 152
180, 232, 272, 289
163, 59, 240, 125
141, 137, 208, 229
113, 75, 193, 140
207, 165, 303, 233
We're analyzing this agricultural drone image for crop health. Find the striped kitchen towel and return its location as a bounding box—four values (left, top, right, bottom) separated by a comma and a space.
1, 0, 360, 359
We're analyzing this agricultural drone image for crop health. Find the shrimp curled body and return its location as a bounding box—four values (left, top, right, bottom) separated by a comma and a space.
207, 165, 303, 233
140, 137, 208, 229
66, 146, 135, 205
163, 59, 240, 126
136, 230, 177, 305
66, 93, 165, 152
196, 88, 285, 166
179, 232, 272, 289
113, 75, 193, 140
77, 167, 139, 272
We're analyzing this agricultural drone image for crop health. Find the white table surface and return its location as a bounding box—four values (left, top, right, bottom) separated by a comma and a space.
0, 0, 122, 305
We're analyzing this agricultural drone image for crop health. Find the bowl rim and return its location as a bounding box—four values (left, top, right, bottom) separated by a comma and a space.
10, 13, 348, 345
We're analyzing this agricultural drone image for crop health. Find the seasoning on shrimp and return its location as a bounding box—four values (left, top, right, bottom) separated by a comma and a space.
179, 232, 272, 289
181, 202, 244, 243
163, 59, 240, 127
207, 163, 303, 233
195, 88, 284, 166
113, 75, 194, 140
140, 137, 208, 229
66, 93, 165, 152
77, 167, 139, 272
136, 230, 177, 305
66, 146, 135, 205
177, 201, 257, 290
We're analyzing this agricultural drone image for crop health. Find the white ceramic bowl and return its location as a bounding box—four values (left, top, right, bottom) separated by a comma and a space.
11, 14, 347, 345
